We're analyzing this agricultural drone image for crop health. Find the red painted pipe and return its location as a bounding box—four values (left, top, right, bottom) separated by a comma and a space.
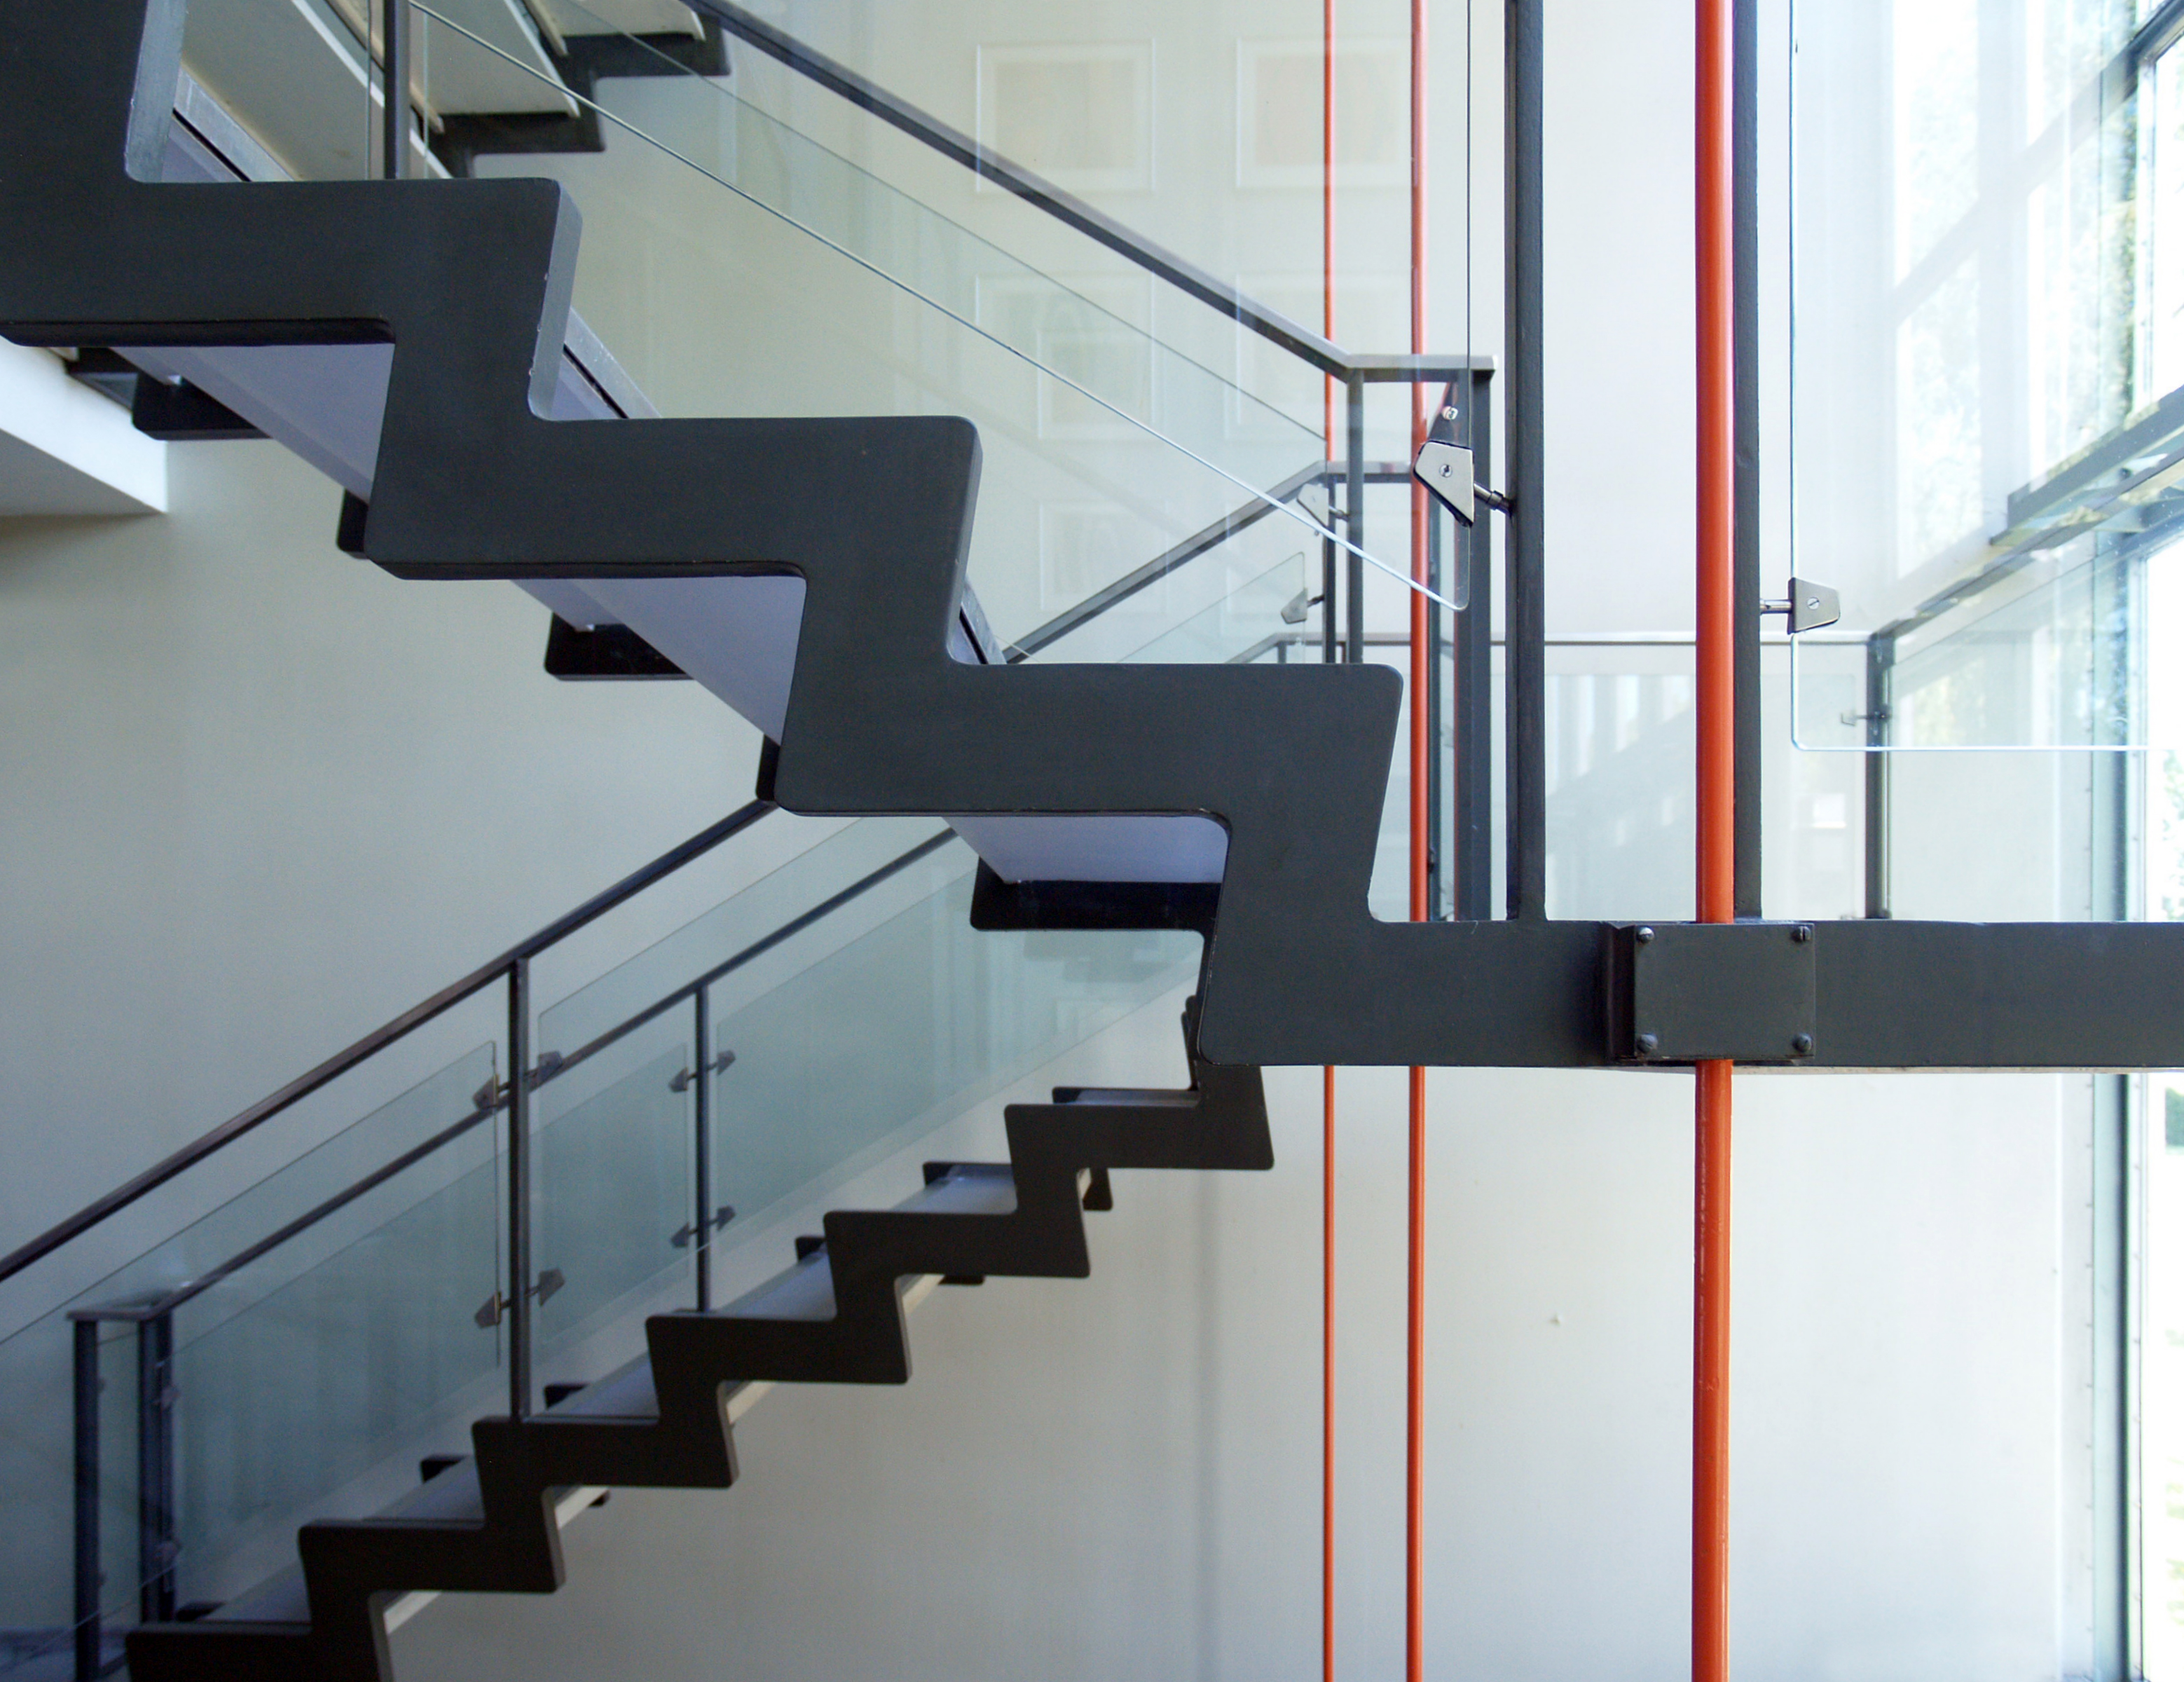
1322, 1066, 1337, 1682
1694, 0, 1736, 1673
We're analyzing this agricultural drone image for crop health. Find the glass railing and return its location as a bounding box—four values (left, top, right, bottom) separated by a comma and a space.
0, 791, 1207, 1674
0, 47, 1298, 1625
1790, 540, 2140, 754
0, 1046, 502, 1676
0, 21, 1469, 1664
524, 819, 1198, 1407
376, 0, 1332, 656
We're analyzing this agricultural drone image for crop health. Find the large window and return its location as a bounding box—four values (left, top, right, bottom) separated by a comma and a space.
2144, 541, 2184, 1679
1796, 3, 2184, 1674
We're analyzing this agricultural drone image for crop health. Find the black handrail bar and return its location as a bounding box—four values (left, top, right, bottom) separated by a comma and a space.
0, 800, 776, 1287
687, 0, 1353, 378
536, 829, 963, 1084
1008, 460, 1329, 662
75, 1100, 497, 1325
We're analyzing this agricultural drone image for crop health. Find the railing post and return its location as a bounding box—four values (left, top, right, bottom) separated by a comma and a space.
1506, 0, 1548, 919
1862, 634, 1893, 919
692, 983, 713, 1312
1424, 409, 1445, 919
381, 0, 408, 181
506, 959, 533, 1418
1455, 368, 1496, 920
72, 1318, 101, 1682
1345, 374, 1366, 666
1321, 519, 1338, 664
137, 1312, 176, 1625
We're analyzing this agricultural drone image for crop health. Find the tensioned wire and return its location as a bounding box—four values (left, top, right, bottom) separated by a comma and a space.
407, 3, 1464, 615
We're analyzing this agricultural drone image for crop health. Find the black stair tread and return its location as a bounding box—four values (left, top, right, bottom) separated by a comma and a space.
542, 1351, 659, 1421
905, 1163, 1016, 1217
206, 1566, 310, 1627
710, 1165, 1020, 1322
191, 1170, 1031, 1631
714, 1246, 837, 1322
202, 1456, 490, 1627
1054, 1086, 1197, 1107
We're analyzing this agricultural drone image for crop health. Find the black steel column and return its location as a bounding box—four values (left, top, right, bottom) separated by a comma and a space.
1346, 376, 1366, 665
506, 959, 533, 1417
1456, 369, 1495, 919
2089, 540, 2137, 1682
1862, 633, 1892, 918
1426, 494, 1445, 917
380, 0, 408, 181
1505, 0, 1547, 919
72, 1318, 100, 1682
1321, 524, 1338, 663
692, 984, 713, 1311
136, 1313, 174, 1625
1732, 0, 1764, 917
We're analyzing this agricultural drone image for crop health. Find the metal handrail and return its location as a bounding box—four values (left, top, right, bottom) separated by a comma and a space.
1007, 460, 1328, 662
0, 800, 776, 1286
63, 828, 970, 1325
690, 2, 1492, 392
0, 449, 1318, 1292
533, 830, 961, 1086
687, 0, 1347, 378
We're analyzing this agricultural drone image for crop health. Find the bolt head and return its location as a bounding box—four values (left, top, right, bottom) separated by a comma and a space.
1791, 1033, 1815, 1055
1441, 405, 1459, 420
1792, 923, 1813, 943
1635, 925, 1656, 943
1635, 1032, 1659, 1055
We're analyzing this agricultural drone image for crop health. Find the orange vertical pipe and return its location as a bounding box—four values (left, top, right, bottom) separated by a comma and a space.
1406, 2, 1429, 1681
1322, 1066, 1337, 1682
1694, 0, 1736, 1674
1321, 6, 1338, 1681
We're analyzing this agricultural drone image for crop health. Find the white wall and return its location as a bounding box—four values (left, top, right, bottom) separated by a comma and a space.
0, 438, 764, 1295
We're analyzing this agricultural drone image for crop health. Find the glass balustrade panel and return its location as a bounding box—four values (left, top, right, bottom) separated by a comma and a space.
0, 1046, 501, 1668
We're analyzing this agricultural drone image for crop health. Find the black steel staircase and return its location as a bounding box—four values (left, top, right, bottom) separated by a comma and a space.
10, 3, 2184, 1678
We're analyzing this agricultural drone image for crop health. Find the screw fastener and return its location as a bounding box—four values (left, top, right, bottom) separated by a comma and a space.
1635, 1032, 1659, 1055
1791, 1033, 1815, 1055
1635, 926, 1656, 943
1792, 924, 1813, 943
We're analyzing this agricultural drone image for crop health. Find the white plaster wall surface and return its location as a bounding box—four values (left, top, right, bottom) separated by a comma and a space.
0, 439, 767, 1306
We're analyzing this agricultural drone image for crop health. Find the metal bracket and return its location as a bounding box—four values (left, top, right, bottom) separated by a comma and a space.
670, 1205, 735, 1249
1412, 439, 1510, 528
1759, 577, 1841, 635
668, 1050, 735, 1094
473, 1267, 567, 1328
1609, 922, 1818, 1064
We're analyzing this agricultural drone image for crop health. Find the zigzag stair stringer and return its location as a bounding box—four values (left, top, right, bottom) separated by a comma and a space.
124, 1014, 1269, 1682
0, 0, 1621, 1076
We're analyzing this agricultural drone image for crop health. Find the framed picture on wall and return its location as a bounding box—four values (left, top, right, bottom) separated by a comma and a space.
977, 42, 1154, 193
975, 273, 1157, 440
1236, 37, 1408, 191
1038, 500, 1157, 609
1230, 271, 1404, 439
